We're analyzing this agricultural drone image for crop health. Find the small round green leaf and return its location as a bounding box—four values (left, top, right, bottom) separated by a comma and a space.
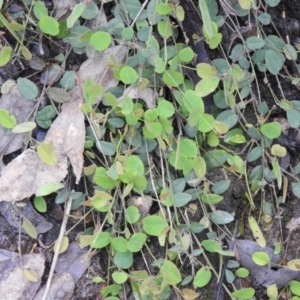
39, 16, 59, 36
193, 266, 212, 288
112, 271, 128, 284
163, 70, 184, 87
33, 1, 48, 19
127, 233, 147, 252
125, 206, 140, 224
179, 47, 194, 63
160, 260, 182, 285
119, 66, 138, 84
0, 109, 16, 128
260, 122, 281, 139
142, 215, 168, 236
90, 31, 112, 52
91, 232, 111, 249
252, 251, 270, 266
114, 251, 133, 269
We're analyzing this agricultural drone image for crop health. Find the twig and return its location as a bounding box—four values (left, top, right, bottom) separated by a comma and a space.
41, 197, 72, 300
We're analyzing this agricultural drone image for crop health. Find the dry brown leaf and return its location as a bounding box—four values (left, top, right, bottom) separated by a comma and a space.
0, 100, 84, 202
0, 149, 68, 202
34, 272, 74, 300
69, 45, 128, 103
286, 217, 300, 233
0, 251, 44, 299
0, 84, 36, 155
119, 86, 157, 109
43, 100, 85, 183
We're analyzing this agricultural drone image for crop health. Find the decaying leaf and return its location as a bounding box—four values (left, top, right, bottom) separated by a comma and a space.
228, 239, 300, 288
119, 86, 157, 109
248, 216, 266, 248
55, 241, 94, 282
0, 100, 84, 202
0, 84, 36, 155
33, 272, 75, 300
0, 251, 44, 299
70, 45, 128, 104
0, 201, 53, 234
286, 217, 300, 234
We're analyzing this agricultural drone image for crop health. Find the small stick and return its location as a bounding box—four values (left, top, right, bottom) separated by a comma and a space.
41, 197, 72, 300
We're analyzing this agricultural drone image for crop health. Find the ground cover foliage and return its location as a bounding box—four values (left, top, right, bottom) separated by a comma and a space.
2, 0, 300, 299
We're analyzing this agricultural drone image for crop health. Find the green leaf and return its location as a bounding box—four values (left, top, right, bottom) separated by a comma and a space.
60, 71, 76, 89
122, 27, 134, 40
111, 237, 128, 253
199, 0, 213, 39
157, 99, 175, 118
289, 281, 300, 296
284, 44, 297, 60
260, 122, 281, 139
210, 210, 234, 225
91, 232, 111, 249
178, 138, 198, 158
157, 20, 173, 38
127, 233, 147, 252
212, 180, 231, 194
231, 288, 255, 299
33, 1, 48, 19
252, 251, 270, 266
235, 268, 249, 278
67, 2, 85, 28
163, 70, 184, 87
0, 109, 16, 128
258, 13, 271, 25
142, 215, 168, 236
0, 46, 12, 67
47, 87, 71, 103
238, 0, 251, 9
119, 66, 138, 84
96, 141, 116, 156
198, 113, 214, 132
156, 3, 172, 15
179, 47, 194, 63
37, 141, 57, 165
22, 217, 38, 239
90, 31, 112, 52
201, 194, 223, 205
37, 182, 64, 196
174, 193, 192, 207
193, 266, 212, 288
124, 155, 144, 176
93, 167, 118, 190
196, 63, 217, 79
265, 0, 280, 7
271, 144, 287, 157
81, 1, 99, 20
112, 271, 128, 284
36, 105, 56, 129
12, 121, 36, 134
33, 196, 47, 213
246, 36, 265, 50
292, 182, 300, 198
39, 16, 59, 36
195, 76, 220, 97
17, 78, 39, 100
265, 49, 285, 75
125, 206, 140, 224
114, 251, 133, 269
160, 260, 182, 285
